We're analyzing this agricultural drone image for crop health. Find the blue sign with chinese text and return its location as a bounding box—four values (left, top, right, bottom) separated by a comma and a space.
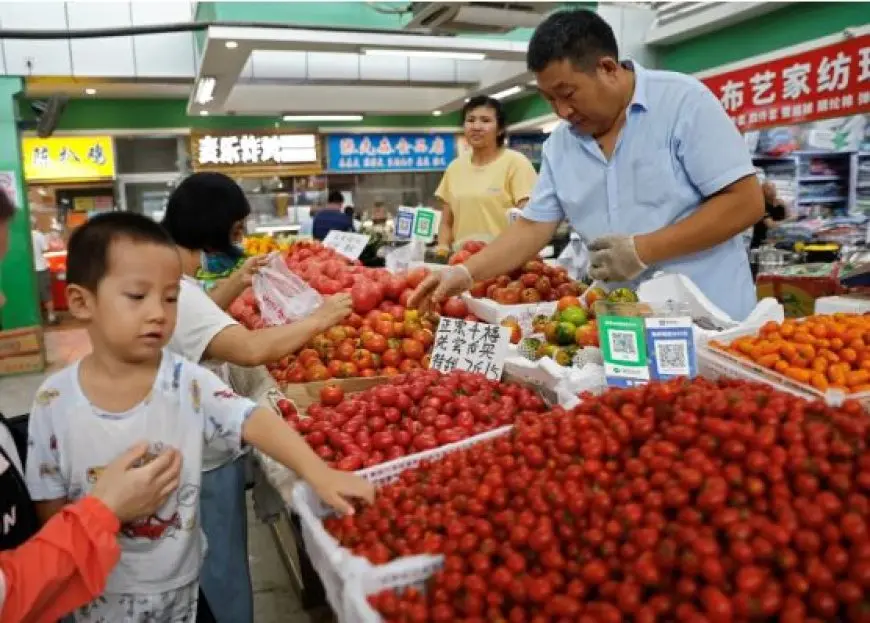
326, 133, 456, 173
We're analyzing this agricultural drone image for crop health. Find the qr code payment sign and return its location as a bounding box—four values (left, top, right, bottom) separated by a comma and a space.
654, 339, 690, 376
608, 329, 639, 363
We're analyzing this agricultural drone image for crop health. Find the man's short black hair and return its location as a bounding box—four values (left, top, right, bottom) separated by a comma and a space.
67, 212, 176, 291
461, 96, 507, 147
0, 190, 15, 223
527, 9, 619, 73
327, 190, 344, 205
162, 172, 251, 253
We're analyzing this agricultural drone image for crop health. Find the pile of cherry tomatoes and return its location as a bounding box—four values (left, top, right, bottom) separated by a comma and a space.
324, 377, 870, 622
288, 369, 547, 471
710, 314, 870, 394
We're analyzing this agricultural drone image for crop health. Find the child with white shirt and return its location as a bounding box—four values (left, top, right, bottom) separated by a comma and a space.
24, 212, 374, 622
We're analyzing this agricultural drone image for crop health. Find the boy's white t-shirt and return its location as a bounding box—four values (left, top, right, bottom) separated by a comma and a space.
24, 349, 257, 595
31, 230, 48, 271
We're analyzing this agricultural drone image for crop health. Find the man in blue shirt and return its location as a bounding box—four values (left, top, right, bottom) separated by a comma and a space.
411, 9, 763, 321
312, 190, 354, 241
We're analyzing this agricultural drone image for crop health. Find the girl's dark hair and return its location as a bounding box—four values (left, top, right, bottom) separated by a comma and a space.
0, 190, 16, 222
162, 172, 251, 253
461, 95, 507, 147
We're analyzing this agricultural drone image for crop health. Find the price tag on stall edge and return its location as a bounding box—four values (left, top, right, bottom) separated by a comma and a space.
428, 318, 511, 381
597, 314, 697, 388
322, 230, 371, 260
412, 207, 437, 243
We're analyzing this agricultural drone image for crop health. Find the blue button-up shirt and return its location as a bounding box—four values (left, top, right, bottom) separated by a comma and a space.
523, 62, 756, 321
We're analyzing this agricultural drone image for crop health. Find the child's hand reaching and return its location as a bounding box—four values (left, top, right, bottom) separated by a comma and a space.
309, 467, 375, 515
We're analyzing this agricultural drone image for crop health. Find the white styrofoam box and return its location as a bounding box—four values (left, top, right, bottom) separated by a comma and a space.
343, 555, 444, 623
291, 426, 514, 621
462, 294, 557, 325
814, 295, 870, 315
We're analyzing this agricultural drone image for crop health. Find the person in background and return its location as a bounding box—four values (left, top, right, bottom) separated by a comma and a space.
435, 95, 538, 251
412, 9, 763, 322
751, 180, 788, 250
161, 172, 352, 623
344, 205, 362, 232
312, 190, 353, 240
31, 215, 57, 325
0, 191, 184, 623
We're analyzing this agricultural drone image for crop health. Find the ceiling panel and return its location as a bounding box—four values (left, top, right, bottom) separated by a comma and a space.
306, 52, 361, 81
1, 2, 70, 75
248, 50, 306, 80
225, 84, 466, 115
359, 54, 409, 82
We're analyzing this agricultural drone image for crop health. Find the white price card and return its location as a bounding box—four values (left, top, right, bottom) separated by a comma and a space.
322, 231, 371, 260
428, 318, 512, 381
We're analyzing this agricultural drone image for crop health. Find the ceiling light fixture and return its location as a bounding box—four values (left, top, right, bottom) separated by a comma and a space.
491, 85, 523, 100
282, 114, 364, 122
432, 110, 443, 117
225, 40, 239, 49
199, 110, 209, 116
84, 88, 97, 96
363, 48, 486, 61
194, 76, 216, 105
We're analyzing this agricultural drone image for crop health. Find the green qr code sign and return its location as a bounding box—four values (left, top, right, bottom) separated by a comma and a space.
413, 207, 436, 241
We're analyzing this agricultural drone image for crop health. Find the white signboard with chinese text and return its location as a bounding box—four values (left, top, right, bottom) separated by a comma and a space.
191, 133, 320, 172
323, 231, 370, 260
429, 318, 511, 381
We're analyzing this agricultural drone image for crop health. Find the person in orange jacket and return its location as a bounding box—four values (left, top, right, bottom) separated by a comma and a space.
0, 188, 183, 623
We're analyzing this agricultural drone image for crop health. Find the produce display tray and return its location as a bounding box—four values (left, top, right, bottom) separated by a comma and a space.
462, 293, 557, 324
343, 555, 444, 623
698, 324, 870, 410
290, 426, 513, 622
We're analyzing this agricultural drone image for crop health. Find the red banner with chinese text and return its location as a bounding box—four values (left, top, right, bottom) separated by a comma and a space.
700, 34, 870, 132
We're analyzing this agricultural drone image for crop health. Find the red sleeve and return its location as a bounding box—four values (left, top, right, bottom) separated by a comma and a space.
0, 496, 120, 623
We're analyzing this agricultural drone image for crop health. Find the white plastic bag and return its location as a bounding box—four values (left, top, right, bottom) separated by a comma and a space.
252, 253, 323, 326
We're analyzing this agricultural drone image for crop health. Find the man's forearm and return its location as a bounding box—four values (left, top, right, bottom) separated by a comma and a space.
464, 218, 558, 281
635, 175, 763, 266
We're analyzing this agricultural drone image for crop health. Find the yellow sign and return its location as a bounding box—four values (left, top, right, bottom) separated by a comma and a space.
21, 136, 116, 182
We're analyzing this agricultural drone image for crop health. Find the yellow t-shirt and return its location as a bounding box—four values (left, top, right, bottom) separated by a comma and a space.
435, 148, 537, 246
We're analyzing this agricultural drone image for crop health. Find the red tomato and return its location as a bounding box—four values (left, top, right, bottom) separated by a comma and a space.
319, 383, 344, 406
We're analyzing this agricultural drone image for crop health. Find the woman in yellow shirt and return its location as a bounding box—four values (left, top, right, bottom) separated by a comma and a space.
435, 95, 538, 249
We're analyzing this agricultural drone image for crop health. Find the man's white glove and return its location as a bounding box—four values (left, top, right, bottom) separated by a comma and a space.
588, 235, 647, 282
408, 264, 473, 312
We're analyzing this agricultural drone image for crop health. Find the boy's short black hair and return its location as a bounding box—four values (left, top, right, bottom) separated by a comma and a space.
461, 96, 507, 147
527, 9, 619, 73
0, 189, 16, 223
162, 172, 251, 253
327, 190, 344, 205
67, 212, 176, 291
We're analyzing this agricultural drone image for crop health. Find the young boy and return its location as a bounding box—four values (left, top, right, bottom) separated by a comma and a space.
24, 212, 374, 622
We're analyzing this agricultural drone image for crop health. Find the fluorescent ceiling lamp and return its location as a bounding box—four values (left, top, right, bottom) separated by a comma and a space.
432, 110, 443, 117
225, 40, 238, 49
491, 85, 523, 100
84, 88, 96, 95
363, 48, 485, 61
199, 110, 209, 116
194, 76, 216, 105
282, 114, 363, 122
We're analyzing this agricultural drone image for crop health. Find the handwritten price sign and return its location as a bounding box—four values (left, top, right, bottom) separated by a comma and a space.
323, 231, 370, 260
429, 318, 511, 381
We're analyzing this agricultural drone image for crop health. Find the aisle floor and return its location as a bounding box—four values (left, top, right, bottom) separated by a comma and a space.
0, 326, 327, 622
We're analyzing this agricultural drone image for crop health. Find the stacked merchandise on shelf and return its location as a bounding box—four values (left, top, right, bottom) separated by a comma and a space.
796, 153, 850, 217
857, 152, 870, 216
751, 155, 796, 210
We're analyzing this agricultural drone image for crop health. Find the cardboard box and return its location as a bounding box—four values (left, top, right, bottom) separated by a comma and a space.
756, 263, 842, 318
0, 326, 46, 376
280, 376, 388, 415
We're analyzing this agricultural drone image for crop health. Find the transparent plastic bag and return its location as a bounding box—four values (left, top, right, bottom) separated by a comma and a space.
252, 253, 323, 326
385, 240, 426, 274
